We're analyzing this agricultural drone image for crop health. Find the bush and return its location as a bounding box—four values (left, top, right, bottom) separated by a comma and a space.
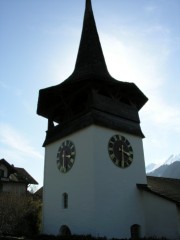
0, 235, 168, 240
30, 235, 168, 240
0, 193, 41, 237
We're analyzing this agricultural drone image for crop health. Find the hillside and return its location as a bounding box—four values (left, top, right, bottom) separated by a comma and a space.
146, 154, 180, 179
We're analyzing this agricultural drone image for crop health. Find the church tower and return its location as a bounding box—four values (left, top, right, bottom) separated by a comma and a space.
37, 0, 148, 238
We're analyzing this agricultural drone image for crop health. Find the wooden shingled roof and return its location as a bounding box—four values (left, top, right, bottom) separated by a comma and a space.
137, 176, 180, 205
15, 167, 38, 185
37, 0, 148, 145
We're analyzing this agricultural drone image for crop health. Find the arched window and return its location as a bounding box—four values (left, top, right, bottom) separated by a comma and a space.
59, 225, 71, 236
63, 192, 68, 209
131, 224, 140, 239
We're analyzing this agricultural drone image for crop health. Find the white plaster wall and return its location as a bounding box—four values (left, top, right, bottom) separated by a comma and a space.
42, 125, 147, 238
141, 190, 180, 239
92, 126, 147, 238
43, 126, 95, 235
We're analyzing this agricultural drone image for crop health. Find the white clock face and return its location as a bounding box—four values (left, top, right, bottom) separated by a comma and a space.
108, 135, 133, 168
56, 140, 76, 173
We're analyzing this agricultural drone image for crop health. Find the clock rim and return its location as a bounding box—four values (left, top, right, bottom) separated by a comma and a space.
56, 140, 76, 173
108, 134, 133, 168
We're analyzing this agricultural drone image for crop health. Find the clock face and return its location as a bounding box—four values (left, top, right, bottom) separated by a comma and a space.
108, 135, 133, 168
57, 140, 76, 173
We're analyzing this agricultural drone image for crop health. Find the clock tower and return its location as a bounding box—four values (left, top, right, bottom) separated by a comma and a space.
37, 0, 148, 238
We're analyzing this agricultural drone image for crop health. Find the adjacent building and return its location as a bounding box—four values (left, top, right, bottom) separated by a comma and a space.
0, 158, 38, 195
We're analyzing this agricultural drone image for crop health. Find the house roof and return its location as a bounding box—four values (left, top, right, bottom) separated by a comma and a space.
0, 159, 38, 185
137, 176, 180, 205
15, 167, 38, 185
0, 158, 16, 174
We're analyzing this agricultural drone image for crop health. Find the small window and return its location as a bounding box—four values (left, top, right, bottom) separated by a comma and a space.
63, 193, 68, 209
0, 169, 4, 178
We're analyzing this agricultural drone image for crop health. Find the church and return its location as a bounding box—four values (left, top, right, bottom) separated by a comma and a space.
37, 0, 180, 239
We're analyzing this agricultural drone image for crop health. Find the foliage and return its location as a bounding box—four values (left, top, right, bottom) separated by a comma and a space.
32, 235, 107, 240
27, 235, 168, 240
0, 192, 41, 237
0, 234, 168, 240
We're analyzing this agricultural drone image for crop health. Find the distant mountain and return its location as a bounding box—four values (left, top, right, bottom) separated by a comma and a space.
146, 163, 157, 173
146, 154, 180, 179
148, 164, 168, 177
164, 154, 180, 165
162, 161, 180, 178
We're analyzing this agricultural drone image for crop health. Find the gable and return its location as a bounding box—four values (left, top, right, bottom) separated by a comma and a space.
0, 159, 16, 177
0, 159, 38, 185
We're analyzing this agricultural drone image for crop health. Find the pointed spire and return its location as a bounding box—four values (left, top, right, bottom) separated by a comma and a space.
72, 0, 110, 78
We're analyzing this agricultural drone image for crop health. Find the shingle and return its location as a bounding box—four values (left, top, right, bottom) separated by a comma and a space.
137, 176, 180, 205
15, 167, 38, 185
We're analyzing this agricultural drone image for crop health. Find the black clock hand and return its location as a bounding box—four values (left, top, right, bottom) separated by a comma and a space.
62, 150, 65, 169
119, 146, 130, 156
123, 150, 130, 156
121, 145, 124, 167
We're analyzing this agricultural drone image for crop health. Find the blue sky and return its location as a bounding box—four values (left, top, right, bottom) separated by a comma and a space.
1, 0, 180, 188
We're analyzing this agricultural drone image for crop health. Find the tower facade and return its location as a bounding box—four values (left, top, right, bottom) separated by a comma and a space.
37, 0, 148, 238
